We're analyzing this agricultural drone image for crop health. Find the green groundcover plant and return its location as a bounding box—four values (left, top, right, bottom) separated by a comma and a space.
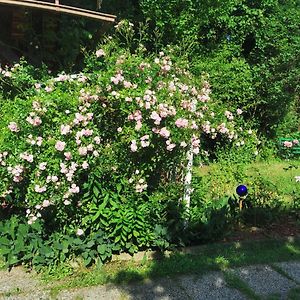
0, 21, 259, 269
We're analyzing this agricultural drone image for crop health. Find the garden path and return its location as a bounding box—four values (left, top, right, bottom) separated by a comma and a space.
0, 261, 299, 299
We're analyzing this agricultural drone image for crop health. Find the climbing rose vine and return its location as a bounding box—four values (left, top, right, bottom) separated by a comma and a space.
0, 34, 258, 232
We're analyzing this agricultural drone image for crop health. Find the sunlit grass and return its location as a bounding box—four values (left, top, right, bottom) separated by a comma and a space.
194, 160, 300, 202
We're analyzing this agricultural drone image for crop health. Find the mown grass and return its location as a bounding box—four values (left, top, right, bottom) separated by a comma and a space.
194, 159, 300, 204
45, 237, 300, 293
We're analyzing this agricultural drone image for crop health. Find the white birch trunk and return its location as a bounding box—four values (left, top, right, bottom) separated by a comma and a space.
183, 98, 197, 225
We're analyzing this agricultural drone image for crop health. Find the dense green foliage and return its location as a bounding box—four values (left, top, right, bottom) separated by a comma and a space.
0, 1, 299, 271
140, 0, 300, 134
0, 27, 261, 269
8, 0, 299, 136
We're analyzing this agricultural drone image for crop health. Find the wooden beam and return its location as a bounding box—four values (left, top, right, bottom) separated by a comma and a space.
0, 0, 116, 22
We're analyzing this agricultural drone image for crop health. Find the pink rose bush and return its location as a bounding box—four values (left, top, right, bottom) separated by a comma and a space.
0, 30, 258, 231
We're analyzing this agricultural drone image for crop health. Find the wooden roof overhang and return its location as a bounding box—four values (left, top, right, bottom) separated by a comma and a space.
0, 0, 116, 22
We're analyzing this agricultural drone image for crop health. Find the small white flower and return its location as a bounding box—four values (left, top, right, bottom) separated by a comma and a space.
76, 228, 84, 236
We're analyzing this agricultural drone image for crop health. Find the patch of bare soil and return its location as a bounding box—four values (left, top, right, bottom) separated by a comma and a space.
223, 215, 300, 243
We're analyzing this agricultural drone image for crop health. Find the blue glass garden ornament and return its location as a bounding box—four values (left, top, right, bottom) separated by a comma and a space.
236, 185, 248, 197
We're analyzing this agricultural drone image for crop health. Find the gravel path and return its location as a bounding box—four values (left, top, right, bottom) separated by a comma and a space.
0, 261, 299, 299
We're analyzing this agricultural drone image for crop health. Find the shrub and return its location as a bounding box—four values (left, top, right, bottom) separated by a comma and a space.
0, 22, 257, 268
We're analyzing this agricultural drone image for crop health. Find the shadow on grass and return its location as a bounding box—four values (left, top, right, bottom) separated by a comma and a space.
107, 238, 300, 300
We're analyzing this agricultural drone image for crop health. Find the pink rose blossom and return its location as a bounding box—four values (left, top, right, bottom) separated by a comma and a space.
35, 185, 47, 193
82, 161, 89, 169
96, 49, 105, 57
45, 86, 53, 92
283, 141, 293, 148
42, 200, 51, 207
76, 228, 84, 236
35, 83, 41, 90
135, 121, 142, 131
69, 184, 80, 194
175, 118, 189, 128
225, 111, 234, 120
166, 140, 176, 151
38, 162, 47, 170
60, 124, 71, 135
150, 111, 161, 125
87, 144, 94, 152
130, 140, 138, 152
20, 152, 34, 163
8, 122, 19, 132
159, 127, 170, 138
64, 152, 72, 160
94, 136, 101, 144
55, 141, 66, 151
78, 146, 88, 156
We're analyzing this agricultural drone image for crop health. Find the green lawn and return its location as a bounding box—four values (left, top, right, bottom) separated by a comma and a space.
193, 160, 300, 204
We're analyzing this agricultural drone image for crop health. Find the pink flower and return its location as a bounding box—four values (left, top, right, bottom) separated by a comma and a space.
123, 81, 132, 88
130, 140, 138, 152
94, 136, 101, 144
8, 122, 19, 132
218, 123, 229, 134
76, 228, 84, 236
135, 121, 142, 131
111, 73, 124, 85
225, 111, 234, 120
193, 147, 200, 154
135, 182, 148, 193
192, 137, 200, 148
36, 137, 43, 146
34, 83, 41, 90
55, 141, 66, 151
20, 152, 34, 163
45, 86, 53, 93
83, 129, 93, 137
42, 200, 51, 207
38, 162, 47, 170
283, 141, 293, 148
64, 152, 72, 160
190, 121, 198, 130
293, 139, 299, 145
60, 124, 71, 135
87, 144, 94, 152
159, 127, 170, 138
34, 185, 47, 193
202, 122, 211, 134
33, 117, 42, 126
82, 161, 89, 169
166, 140, 176, 151
96, 49, 105, 57
69, 184, 80, 194
175, 118, 189, 128
150, 111, 161, 125
237, 108, 243, 115
78, 146, 88, 156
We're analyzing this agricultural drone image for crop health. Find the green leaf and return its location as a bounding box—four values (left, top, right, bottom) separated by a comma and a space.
97, 244, 107, 255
